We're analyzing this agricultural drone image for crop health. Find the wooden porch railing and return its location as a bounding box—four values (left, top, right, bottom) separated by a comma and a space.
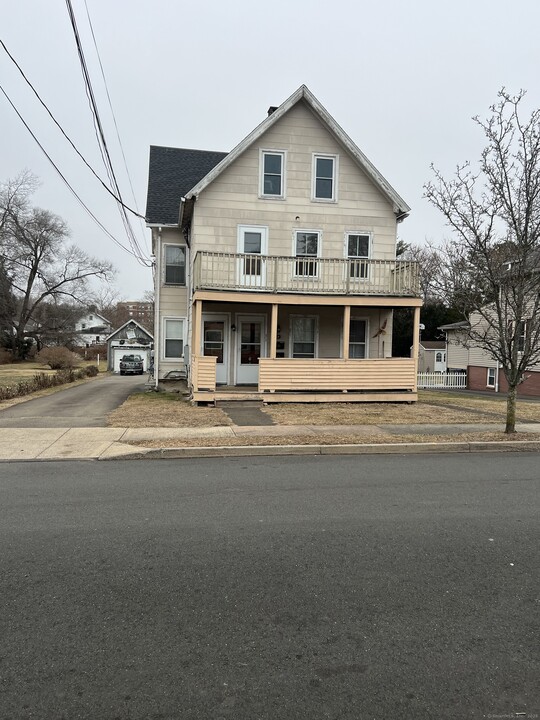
192, 355, 216, 391
193, 252, 420, 297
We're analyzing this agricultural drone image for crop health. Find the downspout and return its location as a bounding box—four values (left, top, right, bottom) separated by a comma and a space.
153, 227, 162, 389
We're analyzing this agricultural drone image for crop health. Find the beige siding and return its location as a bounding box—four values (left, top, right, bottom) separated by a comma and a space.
191, 101, 398, 262
446, 335, 469, 370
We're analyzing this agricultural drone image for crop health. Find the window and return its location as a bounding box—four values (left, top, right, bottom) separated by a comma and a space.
516, 320, 527, 352
436, 352, 443, 362
291, 316, 317, 358
313, 154, 337, 201
164, 318, 184, 359
89, 315, 93, 321
295, 231, 320, 277
164, 245, 186, 285
487, 367, 496, 387
260, 151, 285, 198
347, 233, 370, 279
349, 319, 367, 358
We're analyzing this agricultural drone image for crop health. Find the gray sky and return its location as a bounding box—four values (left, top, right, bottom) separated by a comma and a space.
2, 0, 540, 300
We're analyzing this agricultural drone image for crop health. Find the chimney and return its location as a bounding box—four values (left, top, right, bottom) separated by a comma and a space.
267, 106, 278, 116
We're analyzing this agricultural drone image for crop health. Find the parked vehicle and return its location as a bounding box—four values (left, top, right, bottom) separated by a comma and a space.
119, 354, 144, 375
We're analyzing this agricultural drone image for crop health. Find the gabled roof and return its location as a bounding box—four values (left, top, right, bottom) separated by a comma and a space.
145, 85, 410, 227
438, 321, 470, 331
145, 147, 227, 225
106, 319, 153, 342
80, 311, 111, 325
185, 85, 410, 217
420, 340, 446, 350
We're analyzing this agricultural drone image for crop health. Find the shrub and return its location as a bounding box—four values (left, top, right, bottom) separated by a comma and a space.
83, 344, 107, 361
0, 348, 12, 364
85, 365, 99, 377
36, 346, 80, 369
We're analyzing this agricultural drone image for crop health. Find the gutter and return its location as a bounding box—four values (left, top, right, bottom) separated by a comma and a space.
153, 227, 162, 389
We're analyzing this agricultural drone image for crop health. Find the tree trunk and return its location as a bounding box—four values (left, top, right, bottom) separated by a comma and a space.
505, 384, 517, 433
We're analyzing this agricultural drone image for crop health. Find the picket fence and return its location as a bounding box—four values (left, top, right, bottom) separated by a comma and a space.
417, 372, 467, 390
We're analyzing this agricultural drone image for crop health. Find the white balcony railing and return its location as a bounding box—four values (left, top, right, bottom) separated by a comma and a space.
193, 252, 420, 296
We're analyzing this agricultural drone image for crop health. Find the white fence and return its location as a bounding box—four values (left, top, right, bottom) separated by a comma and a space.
417, 372, 467, 390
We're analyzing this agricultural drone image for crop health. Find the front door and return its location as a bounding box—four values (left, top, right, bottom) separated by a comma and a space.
236, 315, 265, 385
202, 314, 229, 385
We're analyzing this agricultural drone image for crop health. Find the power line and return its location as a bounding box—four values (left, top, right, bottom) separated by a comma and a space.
0, 38, 146, 221
0, 83, 150, 264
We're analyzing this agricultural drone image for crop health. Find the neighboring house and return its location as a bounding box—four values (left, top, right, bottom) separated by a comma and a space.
145, 85, 422, 403
416, 341, 447, 373
72, 312, 112, 347
106, 319, 153, 373
440, 317, 540, 396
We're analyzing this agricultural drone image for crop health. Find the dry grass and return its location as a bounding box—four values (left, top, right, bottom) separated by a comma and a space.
129, 430, 540, 449
107, 392, 231, 428
0, 359, 106, 388
419, 391, 540, 422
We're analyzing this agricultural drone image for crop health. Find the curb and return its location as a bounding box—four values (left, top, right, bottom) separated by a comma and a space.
101, 440, 540, 461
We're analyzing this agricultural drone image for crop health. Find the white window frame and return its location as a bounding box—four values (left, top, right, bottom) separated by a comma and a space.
293, 229, 322, 279
348, 316, 369, 359
487, 367, 496, 387
259, 149, 286, 199
312, 153, 338, 202
163, 243, 187, 286
162, 317, 186, 361
289, 315, 319, 359
345, 231, 372, 281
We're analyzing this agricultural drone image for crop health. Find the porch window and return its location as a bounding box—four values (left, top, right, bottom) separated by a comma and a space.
295, 231, 319, 277
164, 245, 186, 285
291, 317, 317, 358
349, 318, 367, 358
164, 318, 184, 359
312, 155, 337, 201
260, 151, 285, 198
347, 233, 370, 279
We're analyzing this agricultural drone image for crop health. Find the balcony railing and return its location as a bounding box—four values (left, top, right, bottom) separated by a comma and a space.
193, 251, 420, 296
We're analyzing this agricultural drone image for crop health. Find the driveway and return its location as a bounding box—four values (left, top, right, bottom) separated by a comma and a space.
0, 373, 145, 428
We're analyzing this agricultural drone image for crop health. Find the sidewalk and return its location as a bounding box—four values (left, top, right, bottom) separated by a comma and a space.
1, 423, 540, 461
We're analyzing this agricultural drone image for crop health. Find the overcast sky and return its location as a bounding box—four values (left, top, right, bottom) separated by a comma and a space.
2, 0, 540, 300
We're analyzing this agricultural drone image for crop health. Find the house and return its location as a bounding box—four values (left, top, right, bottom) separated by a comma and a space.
106, 319, 153, 373
440, 317, 540, 396
416, 341, 447, 373
72, 311, 112, 347
145, 85, 422, 403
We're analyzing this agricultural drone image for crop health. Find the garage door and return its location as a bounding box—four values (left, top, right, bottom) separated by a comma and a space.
113, 347, 150, 373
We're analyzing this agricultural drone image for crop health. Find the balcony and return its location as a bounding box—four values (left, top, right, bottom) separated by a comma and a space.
193, 252, 420, 297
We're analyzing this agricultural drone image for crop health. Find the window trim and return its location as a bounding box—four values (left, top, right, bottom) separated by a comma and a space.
312, 153, 338, 202
162, 316, 186, 361
163, 243, 187, 286
289, 314, 319, 359
292, 229, 322, 279
487, 367, 496, 388
259, 149, 287, 200
344, 231, 372, 281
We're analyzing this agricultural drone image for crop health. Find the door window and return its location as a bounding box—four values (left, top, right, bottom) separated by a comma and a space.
240, 322, 261, 365
203, 321, 224, 363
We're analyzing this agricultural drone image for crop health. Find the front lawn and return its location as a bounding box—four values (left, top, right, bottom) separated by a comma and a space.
0, 359, 107, 388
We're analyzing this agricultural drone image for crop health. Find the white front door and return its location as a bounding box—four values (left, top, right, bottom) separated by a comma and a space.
236, 315, 266, 385
237, 225, 268, 288
202, 314, 229, 385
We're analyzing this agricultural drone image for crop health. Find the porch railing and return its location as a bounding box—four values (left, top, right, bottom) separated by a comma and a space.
193, 252, 420, 296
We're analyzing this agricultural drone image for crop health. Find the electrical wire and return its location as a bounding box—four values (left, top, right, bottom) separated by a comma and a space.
0, 83, 149, 263
0, 38, 146, 221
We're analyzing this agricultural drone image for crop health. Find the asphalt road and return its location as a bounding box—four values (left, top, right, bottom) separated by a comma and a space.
0, 373, 145, 427
1, 453, 539, 720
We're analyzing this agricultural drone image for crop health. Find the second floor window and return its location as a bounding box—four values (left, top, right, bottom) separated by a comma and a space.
295, 231, 319, 277
347, 233, 370, 279
313, 155, 337, 201
164, 245, 186, 285
261, 151, 285, 198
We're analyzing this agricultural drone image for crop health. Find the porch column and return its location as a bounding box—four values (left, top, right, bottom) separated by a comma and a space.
269, 304, 278, 359
412, 306, 421, 391
193, 300, 202, 358
342, 305, 351, 359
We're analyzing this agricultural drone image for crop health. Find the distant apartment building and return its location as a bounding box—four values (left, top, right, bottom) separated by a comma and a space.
117, 301, 154, 329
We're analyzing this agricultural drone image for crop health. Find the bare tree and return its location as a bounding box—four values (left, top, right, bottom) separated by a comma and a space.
425, 90, 540, 432
0, 176, 115, 358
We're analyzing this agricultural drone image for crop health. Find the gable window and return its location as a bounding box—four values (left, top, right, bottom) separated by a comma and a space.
295, 231, 320, 277
349, 318, 367, 358
487, 367, 496, 387
164, 318, 184, 359
347, 233, 370, 279
164, 245, 186, 285
260, 151, 285, 198
291, 316, 317, 358
313, 154, 337, 201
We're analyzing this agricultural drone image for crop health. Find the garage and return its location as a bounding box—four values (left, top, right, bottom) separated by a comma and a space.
106, 320, 154, 373
111, 345, 151, 373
